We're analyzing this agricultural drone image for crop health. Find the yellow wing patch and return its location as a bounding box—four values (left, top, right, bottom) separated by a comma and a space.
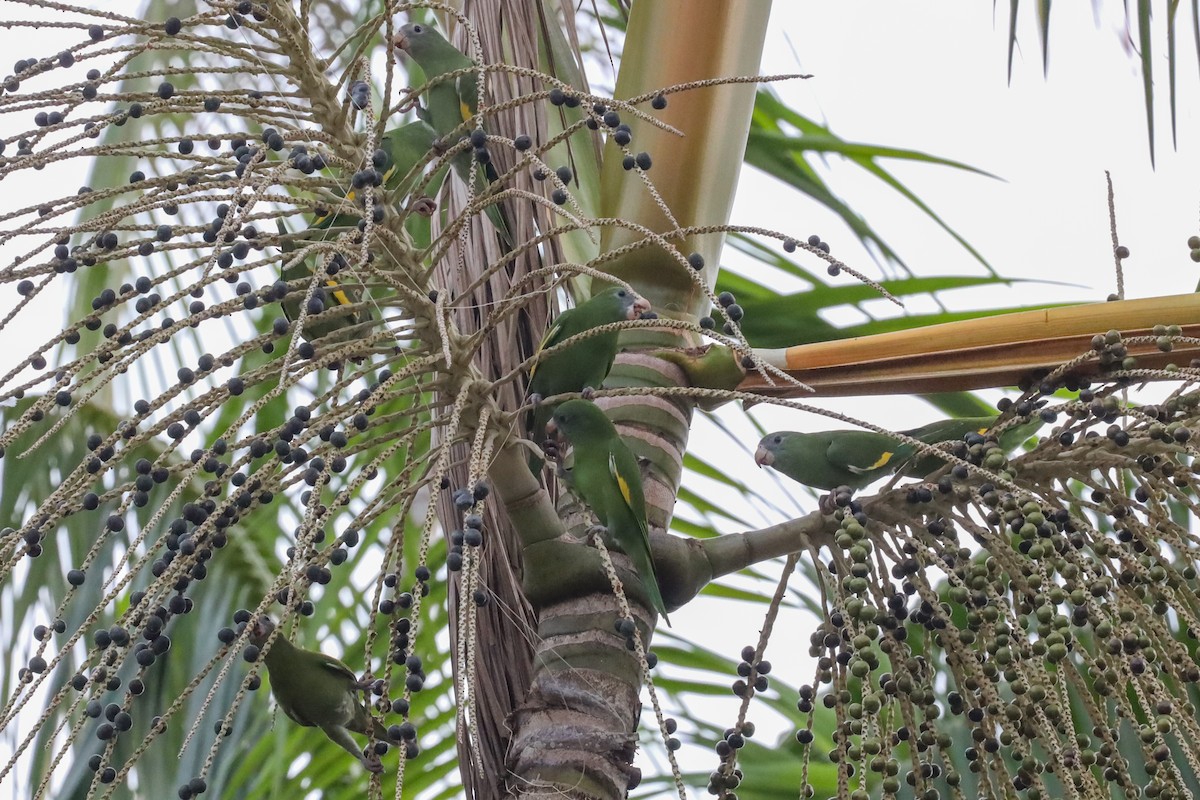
312, 190, 357, 229
866, 449, 895, 471
325, 280, 352, 308
849, 448, 897, 472
610, 453, 633, 507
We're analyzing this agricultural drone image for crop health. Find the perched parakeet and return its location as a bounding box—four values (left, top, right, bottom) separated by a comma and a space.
755, 415, 1042, 492
277, 218, 368, 345
311, 120, 440, 228
249, 616, 389, 773
392, 22, 511, 242
546, 399, 671, 624
278, 120, 440, 343
526, 286, 651, 455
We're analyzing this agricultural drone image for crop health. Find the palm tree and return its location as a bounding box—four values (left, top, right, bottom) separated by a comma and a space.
5, 2, 1200, 800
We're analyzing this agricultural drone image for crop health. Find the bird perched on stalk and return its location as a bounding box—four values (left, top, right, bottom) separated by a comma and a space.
308, 119, 440, 229
278, 120, 440, 343
546, 399, 671, 624
755, 415, 1041, 492
526, 286, 651, 464
248, 616, 389, 773
391, 21, 511, 242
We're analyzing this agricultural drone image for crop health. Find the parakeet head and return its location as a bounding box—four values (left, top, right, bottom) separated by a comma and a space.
546, 399, 615, 448
591, 286, 651, 321
392, 22, 446, 60
754, 433, 788, 468
247, 615, 276, 647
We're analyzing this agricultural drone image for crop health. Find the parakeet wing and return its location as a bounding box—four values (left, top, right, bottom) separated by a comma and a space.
316, 651, 359, 685
278, 257, 364, 340
455, 70, 478, 122
608, 446, 648, 530
528, 314, 571, 384
604, 439, 670, 624
380, 119, 438, 195
824, 430, 902, 475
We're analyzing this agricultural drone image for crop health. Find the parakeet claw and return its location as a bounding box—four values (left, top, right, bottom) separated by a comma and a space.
819, 486, 855, 515
408, 196, 437, 217
361, 749, 385, 774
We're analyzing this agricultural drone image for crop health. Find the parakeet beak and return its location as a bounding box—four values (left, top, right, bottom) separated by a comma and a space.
248, 615, 273, 645
754, 445, 773, 468
391, 31, 411, 52
544, 418, 559, 439
627, 295, 651, 320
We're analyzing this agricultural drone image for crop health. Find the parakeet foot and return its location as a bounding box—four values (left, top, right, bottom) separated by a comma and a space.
361, 748, 384, 774
818, 485, 856, 515
408, 196, 437, 217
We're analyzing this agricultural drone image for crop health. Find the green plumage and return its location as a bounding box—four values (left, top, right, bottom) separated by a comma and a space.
655, 344, 747, 410
394, 23, 477, 144
548, 399, 670, 625
278, 120, 439, 344
309, 120, 439, 229
393, 22, 511, 242
249, 616, 388, 773
526, 287, 651, 457
755, 415, 1042, 492
277, 220, 368, 345
380, 119, 440, 209
899, 415, 1041, 478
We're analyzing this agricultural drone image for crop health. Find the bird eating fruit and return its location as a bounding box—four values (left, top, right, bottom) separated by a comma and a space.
248, 616, 390, 773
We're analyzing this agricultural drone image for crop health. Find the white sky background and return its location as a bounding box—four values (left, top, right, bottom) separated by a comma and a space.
704, 1, 1200, 517
2, 0, 1200, 795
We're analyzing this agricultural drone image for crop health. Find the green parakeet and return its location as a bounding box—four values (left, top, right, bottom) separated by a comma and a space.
392, 22, 511, 242
755, 415, 1042, 492
249, 616, 389, 773
278, 120, 440, 343
310, 119, 440, 229
277, 218, 368, 346
526, 286, 651, 455
546, 399, 670, 624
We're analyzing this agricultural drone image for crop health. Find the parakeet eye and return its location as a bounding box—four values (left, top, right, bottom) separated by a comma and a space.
772, 435, 782, 445
616, 290, 627, 298
412, 24, 423, 33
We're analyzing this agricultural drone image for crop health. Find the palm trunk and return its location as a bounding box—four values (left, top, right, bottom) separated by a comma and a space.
429, 0, 768, 795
